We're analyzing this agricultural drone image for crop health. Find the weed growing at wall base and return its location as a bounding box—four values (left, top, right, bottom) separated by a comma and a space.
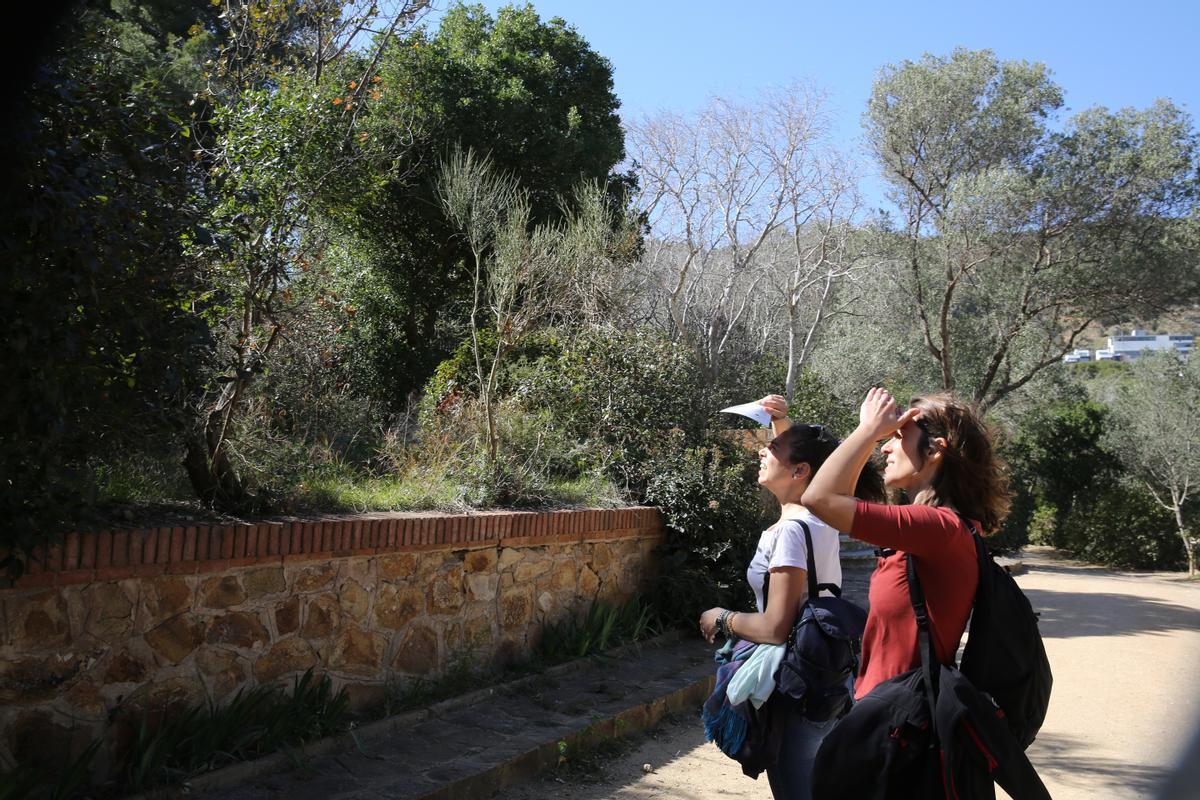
535, 597, 659, 664
117, 668, 349, 793
0, 669, 349, 799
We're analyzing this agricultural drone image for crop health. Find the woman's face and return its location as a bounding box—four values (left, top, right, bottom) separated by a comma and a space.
879, 417, 929, 490
757, 440, 794, 491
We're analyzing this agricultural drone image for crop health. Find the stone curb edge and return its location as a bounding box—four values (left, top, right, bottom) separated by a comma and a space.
416, 671, 716, 800
170, 629, 698, 798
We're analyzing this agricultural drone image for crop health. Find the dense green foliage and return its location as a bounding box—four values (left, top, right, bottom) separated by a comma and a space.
1058, 481, 1185, 570
998, 397, 1115, 551
331, 2, 631, 402
997, 375, 1198, 571
0, 1, 633, 548
1, 6, 1195, 589
0, 1, 217, 557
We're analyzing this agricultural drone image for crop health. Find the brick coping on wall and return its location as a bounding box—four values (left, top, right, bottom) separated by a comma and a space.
10, 507, 662, 591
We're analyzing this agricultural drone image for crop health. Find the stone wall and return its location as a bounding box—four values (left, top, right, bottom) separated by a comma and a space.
0, 508, 663, 773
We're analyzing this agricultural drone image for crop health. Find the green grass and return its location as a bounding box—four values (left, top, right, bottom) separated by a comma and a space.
377, 648, 486, 717
377, 595, 662, 720
296, 471, 466, 512
0, 669, 350, 799
538, 474, 626, 508
284, 464, 626, 514
92, 454, 193, 505
90, 451, 627, 518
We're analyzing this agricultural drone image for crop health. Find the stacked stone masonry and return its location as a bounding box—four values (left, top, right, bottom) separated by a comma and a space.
0, 507, 663, 774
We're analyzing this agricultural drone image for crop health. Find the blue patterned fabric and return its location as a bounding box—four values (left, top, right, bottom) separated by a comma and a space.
702, 641, 756, 757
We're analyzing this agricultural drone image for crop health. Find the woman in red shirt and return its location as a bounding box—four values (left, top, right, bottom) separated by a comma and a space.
801, 387, 1010, 698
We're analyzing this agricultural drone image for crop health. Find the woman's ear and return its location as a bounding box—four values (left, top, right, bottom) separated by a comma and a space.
927, 436, 948, 460
791, 463, 811, 481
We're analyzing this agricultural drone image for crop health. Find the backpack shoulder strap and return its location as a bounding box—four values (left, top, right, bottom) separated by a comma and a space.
766, 520, 842, 607
796, 519, 842, 598
797, 520, 820, 600
903, 554, 939, 686
953, 511, 979, 536
952, 511, 986, 557
905, 553, 950, 789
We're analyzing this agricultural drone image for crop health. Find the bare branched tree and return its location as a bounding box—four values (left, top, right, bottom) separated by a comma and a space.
627, 83, 867, 394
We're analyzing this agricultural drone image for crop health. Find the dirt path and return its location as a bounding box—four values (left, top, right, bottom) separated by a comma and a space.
495, 550, 1200, 800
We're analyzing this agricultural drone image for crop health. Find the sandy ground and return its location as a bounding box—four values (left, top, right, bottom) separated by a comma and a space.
494, 550, 1200, 800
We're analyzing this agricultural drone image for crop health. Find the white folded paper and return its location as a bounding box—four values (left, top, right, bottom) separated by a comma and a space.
719, 401, 772, 427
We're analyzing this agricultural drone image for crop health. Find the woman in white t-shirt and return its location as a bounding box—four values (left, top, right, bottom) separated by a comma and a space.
699, 394, 884, 800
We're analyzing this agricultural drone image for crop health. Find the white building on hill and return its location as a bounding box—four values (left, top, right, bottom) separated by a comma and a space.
1062, 348, 1092, 364
1093, 329, 1194, 361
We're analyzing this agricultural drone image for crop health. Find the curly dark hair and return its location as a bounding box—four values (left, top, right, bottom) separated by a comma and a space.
771, 423, 886, 503
910, 393, 1012, 534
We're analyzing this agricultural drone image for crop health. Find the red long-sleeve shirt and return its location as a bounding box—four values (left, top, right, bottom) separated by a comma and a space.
850, 501, 979, 699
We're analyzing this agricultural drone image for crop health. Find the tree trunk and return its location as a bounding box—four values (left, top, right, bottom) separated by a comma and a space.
183, 395, 249, 510
1173, 502, 1196, 577
784, 310, 798, 402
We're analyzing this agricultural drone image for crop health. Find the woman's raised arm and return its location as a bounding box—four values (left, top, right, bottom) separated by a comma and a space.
802, 388, 917, 531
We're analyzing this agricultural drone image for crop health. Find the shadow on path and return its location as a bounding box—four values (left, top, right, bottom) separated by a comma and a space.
1028, 731, 1167, 797
1023, 587, 1200, 639
1021, 561, 1199, 584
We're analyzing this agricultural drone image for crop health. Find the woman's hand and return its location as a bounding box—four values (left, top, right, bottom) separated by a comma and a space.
858, 387, 919, 441
699, 607, 723, 643
758, 394, 788, 420
759, 394, 792, 436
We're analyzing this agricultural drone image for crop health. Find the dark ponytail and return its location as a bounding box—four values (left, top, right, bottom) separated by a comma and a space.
771, 424, 886, 503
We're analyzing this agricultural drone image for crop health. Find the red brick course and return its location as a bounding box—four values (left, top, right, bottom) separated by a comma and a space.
10, 508, 663, 590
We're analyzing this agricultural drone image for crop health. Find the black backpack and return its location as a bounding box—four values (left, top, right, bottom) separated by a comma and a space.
812, 551, 1051, 800
771, 520, 868, 722
957, 517, 1053, 749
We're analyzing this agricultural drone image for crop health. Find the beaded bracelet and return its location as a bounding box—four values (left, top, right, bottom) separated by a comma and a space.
716, 608, 731, 638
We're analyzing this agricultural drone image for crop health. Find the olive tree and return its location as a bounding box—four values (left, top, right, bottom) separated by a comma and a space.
1105, 352, 1200, 575
866, 48, 1199, 411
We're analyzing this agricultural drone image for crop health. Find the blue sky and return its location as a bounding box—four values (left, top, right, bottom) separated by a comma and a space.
427, 0, 1198, 207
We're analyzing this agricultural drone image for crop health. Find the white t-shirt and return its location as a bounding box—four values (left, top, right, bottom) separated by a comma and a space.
746, 510, 842, 613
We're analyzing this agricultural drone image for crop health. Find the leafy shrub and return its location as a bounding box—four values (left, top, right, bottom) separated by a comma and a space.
786, 370, 858, 436
506, 326, 707, 490
996, 398, 1115, 552
643, 432, 767, 622
1059, 481, 1187, 570
418, 394, 609, 508
419, 327, 567, 422
419, 324, 778, 621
